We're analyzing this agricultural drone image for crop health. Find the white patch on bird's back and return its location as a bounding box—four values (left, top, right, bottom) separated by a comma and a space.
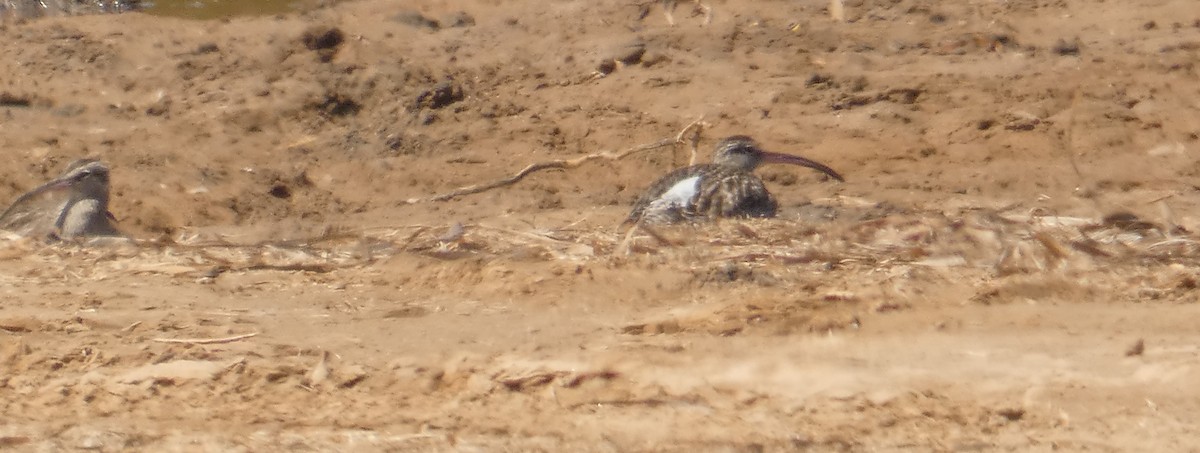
642, 176, 701, 222
657, 176, 700, 207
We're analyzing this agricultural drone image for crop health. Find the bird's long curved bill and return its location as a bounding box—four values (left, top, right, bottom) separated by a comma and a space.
760, 151, 845, 182
19, 179, 74, 200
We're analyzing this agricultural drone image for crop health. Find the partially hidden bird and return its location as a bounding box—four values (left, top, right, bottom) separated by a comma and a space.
0, 158, 121, 240
626, 135, 844, 225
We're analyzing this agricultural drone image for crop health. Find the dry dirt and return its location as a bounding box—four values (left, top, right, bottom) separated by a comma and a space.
2, 0, 1200, 451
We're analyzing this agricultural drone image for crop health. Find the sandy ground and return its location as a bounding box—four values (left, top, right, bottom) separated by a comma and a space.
2, 0, 1200, 450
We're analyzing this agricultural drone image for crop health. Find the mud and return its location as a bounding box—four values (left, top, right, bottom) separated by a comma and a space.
2, 0, 1200, 450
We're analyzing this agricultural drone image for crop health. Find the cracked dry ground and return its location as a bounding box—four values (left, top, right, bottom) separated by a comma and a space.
3, 0, 1200, 451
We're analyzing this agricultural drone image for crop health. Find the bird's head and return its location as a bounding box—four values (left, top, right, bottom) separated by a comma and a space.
711, 135, 766, 171
711, 135, 844, 182
54, 159, 111, 202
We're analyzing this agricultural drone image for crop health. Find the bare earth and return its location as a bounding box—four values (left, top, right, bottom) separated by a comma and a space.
2, 0, 1200, 450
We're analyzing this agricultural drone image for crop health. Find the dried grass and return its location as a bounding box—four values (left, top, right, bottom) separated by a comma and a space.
0, 194, 1194, 285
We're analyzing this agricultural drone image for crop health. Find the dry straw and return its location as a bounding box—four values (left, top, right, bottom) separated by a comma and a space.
1, 188, 1192, 286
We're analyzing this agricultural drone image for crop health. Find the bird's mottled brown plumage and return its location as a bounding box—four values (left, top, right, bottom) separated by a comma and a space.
627, 136, 843, 225
0, 158, 121, 240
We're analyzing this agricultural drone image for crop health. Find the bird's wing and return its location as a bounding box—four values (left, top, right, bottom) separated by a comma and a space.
696, 170, 776, 219
626, 165, 712, 224
0, 181, 73, 237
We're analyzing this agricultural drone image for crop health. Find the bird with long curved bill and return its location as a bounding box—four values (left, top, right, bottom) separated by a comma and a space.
0, 159, 121, 240
626, 135, 844, 225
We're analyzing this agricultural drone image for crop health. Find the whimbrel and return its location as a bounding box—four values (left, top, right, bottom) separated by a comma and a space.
0, 158, 121, 240
626, 136, 844, 224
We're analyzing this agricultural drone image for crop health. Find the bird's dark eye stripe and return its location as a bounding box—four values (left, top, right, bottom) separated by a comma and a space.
73, 169, 107, 180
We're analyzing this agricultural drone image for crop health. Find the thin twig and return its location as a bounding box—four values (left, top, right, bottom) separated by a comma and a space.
409, 117, 707, 203
1146, 238, 1200, 250
616, 222, 640, 255
1063, 83, 1105, 213
638, 223, 680, 246
829, 0, 845, 22
685, 122, 702, 166
152, 332, 259, 345
242, 263, 341, 273
1064, 85, 1084, 181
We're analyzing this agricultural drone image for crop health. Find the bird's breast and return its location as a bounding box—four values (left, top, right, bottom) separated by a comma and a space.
58, 199, 103, 238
